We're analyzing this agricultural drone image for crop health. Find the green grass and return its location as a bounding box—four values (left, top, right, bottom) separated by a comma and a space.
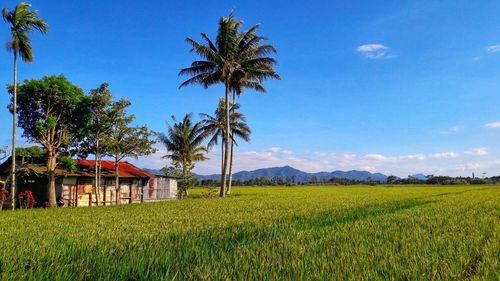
0, 185, 498, 280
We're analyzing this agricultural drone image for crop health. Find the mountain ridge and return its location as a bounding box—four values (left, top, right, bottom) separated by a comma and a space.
194, 165, 388, 182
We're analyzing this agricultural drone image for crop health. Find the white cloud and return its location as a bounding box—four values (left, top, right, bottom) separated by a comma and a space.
363, 153, 425, 162
440, 125, 464, 134
126, 147, 169, 170
356, 44, 394, 59
363, 154, 388, 161
269, 147, 282, 153
343, 154, 357, 160
398, 154, 426, 161
456, 163, 481, 171
357, 44, 387, 52
486, 44, 500, 53
430, 152, 459, 159
464, 147, 488, 156
485, 121, 500, 129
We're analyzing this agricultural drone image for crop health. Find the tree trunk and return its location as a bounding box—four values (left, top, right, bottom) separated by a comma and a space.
47, 150, 57, 207
221, 140, 224, 180
220, 82, 230, 197
182, 164, 187, 199
227, 133, 235, 195
227, 92, 236, 195
115, 159, 120, 205
94, 156, 97, 206
10, 53, 17, 210
94, 140, 100, 206
94, 155, 98, 206
98, 157, 102, 205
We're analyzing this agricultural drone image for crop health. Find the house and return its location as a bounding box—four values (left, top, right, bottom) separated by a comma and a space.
0, 157, 177, 208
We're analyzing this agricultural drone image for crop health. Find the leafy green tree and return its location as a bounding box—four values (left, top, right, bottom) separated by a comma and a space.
80, 83, 114, 205
16, 146, 46, 165
12, 75, 90, 207
179, 14, 279, 197
161, 163, 197, 198
387, 175, 398, 184
158, 114, 207, 198
3, 2, 48, 209
103, 99, 156, 204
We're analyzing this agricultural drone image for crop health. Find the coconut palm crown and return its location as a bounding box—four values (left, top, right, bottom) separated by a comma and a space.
158, 113, 208, 171
3, 2, 48, 62
199, 98, 251, 150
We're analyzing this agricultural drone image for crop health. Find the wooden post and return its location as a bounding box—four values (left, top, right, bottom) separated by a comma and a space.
75, 177, 79, 207
103, 179, 107, 206
129, 183, 132, 204
141, 179, 144, 203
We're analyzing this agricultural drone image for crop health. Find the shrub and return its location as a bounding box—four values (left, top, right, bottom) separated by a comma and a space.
17, 190, 36, 209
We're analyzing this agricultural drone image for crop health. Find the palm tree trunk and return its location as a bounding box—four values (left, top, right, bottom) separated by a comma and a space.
10, 53, 18, 210
227, 92, 236, 195
227, 138, 235, 194
221, 140, 225, 179
182, 163, 187, 199
220, 82, 230, 197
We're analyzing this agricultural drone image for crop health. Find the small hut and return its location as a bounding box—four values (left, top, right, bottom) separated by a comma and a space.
142, 171, 178, 201
0, 157, 177, 208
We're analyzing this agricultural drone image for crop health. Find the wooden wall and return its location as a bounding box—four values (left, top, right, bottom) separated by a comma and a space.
61, 177, 146, 207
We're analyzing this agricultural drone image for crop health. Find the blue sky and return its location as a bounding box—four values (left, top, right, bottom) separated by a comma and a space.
0, 0, 499, 176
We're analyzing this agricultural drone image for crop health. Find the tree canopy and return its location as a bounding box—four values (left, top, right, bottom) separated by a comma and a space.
104, 99, 156, 163
13, 75, 90, 152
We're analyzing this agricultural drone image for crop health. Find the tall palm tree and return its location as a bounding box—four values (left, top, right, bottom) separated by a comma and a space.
158, 113, 207, 198
200, 98, 251, 194
3, 2, 48, 210
179, 14, 279, 197
225, 24, 279, 194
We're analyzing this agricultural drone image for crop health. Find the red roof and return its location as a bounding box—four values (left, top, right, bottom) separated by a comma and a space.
76, 160, 154, 178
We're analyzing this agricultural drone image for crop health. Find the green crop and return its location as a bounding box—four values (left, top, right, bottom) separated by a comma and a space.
0, 185, 498, 280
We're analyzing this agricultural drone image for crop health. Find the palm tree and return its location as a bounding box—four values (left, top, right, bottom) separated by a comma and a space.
3, 2, 48, 210
199, 101, 226, 178
226, 24, 279, 194
179, 14, 279, 197
200, 98, 251, 194
158, 114, 207, 198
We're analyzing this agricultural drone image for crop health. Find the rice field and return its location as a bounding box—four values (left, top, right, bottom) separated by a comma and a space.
0, 185, 498, 280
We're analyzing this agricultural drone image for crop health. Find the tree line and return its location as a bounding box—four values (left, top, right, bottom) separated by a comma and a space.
2, 3, 279, 208
196, 175, 500, 187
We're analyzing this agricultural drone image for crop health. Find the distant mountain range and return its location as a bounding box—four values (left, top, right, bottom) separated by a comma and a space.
194, 166, 388, 182
144, 166, 432, 183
